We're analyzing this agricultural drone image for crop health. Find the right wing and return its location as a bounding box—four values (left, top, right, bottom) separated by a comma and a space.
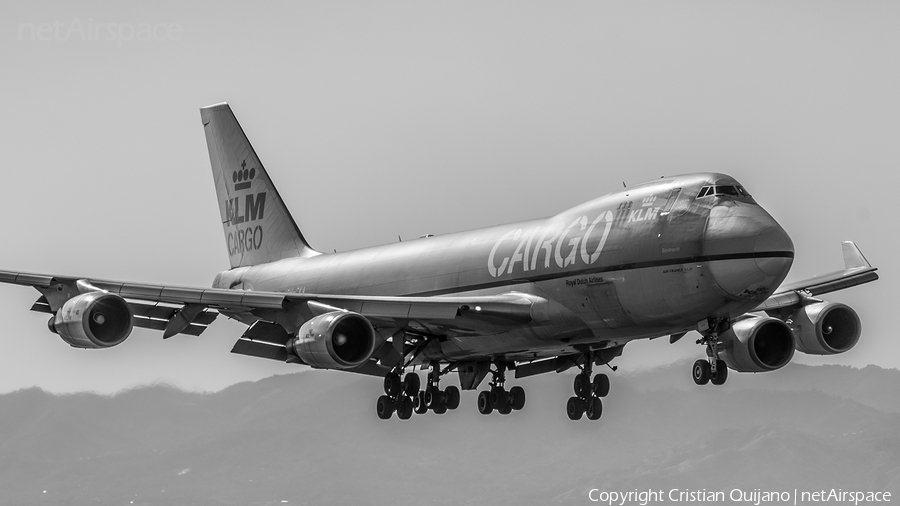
754, 241, 878, 312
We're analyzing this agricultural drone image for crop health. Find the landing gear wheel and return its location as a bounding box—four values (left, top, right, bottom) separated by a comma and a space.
402, 373, 420, 396
444, 386, 460, 410
414, 391, 428, 414
692, 359, 711, 385
432, 401, 447, 414
425, 386, 441, 408
477, 391, 493, 415
566, 396, 585, 421
586, 397, 603, 420
376, 395, 395, 420
396, 396, 414, 420
710, 360, 728, 385
592, 374, 610, 398
498, 404, 513, 415
508, 386, 526, 410
574, 373, 591, 397
490, 387, 509, 410
383, 373, 401, 397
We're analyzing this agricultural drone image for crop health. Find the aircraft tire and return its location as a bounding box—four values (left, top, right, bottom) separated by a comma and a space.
692, 359, 711, 385
490, 387, 508, 409
376, 395, 395, 420
397, 396, 414, 420
498, 404, 512, 415
402, 374, 420, 396
477, 391, 493, 415
384, 373, 401, 397
574, 373, 591, 397
586, 397, 602, 420
425, 385, 441, 408
444, 386, 460, 410
566, 396, 585, 421
592, 374, 610, 398
509, 386, 526, 410
433, 401, 448, 414
710, 360, 728, 386
414, 391, 428, 414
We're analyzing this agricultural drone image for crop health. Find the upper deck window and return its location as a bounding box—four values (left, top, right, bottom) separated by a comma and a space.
696, 185, 751, 199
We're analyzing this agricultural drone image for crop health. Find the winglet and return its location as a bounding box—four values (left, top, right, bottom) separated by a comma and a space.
842, 241, 871, 270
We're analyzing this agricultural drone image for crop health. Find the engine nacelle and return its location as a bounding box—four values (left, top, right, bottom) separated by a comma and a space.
49, 292, 133, 348
718, 316, 794, 372
790, 302, 861, 355
289, 311, 378, 369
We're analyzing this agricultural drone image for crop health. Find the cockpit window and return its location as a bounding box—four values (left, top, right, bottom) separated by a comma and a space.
696, 185, 751, 199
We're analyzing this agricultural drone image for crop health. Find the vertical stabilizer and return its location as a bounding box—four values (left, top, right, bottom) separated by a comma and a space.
200, 103, 318, 268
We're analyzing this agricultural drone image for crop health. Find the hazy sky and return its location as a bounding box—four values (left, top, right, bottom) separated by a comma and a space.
1, 1, 898, 394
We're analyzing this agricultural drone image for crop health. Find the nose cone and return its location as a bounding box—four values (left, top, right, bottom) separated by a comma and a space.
704, 203, 794, 301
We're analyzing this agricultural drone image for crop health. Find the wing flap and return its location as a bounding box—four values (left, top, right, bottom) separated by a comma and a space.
231, 338, 289, 361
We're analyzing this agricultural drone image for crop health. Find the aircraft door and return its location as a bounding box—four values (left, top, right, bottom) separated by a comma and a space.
659, 188, 684, 217
658, 186, 705, 258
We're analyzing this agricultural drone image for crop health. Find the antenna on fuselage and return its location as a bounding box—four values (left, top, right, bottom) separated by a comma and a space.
622, 181, 626, 188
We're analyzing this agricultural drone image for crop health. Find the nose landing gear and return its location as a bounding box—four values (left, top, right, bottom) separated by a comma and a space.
692, 319, 729, 386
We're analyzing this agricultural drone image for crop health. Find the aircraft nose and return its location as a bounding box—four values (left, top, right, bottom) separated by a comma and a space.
703, 203, 794, 300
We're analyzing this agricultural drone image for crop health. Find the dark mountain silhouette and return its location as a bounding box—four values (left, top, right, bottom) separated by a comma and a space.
1, 364, 898, 506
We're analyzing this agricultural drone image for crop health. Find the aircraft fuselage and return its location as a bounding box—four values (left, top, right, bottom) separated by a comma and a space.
213, 172, 794, 361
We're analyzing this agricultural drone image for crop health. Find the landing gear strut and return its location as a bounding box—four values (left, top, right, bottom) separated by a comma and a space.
477, 363, 526, 416
566, 352, 608, 421
692, 319, 729, 386
376, 363, 460, 420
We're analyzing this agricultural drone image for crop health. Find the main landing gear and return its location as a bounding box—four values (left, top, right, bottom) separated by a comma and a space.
476, 363, 526, 416
692, 319, 729, 386
566, 352, 609, 421
376, 364, 460, 420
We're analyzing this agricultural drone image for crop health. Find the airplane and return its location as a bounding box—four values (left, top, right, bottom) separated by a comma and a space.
0, 103, 879, 421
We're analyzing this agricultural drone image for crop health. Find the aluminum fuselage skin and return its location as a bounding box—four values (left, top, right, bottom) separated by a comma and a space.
214, 173, 794, 361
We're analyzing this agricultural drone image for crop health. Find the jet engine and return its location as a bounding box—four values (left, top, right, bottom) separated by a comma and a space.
48, 292, 133, 348
289, 311, 378, 369
718, 316, 794, 372
789, 302, 861, 355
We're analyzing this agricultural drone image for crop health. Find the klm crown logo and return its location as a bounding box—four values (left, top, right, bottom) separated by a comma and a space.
232, 160, 256, 191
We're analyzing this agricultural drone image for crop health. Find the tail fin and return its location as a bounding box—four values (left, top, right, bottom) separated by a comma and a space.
200, 103, 319, 268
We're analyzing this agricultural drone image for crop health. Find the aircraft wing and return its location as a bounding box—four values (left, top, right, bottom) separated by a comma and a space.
753, 241, 878, 312
0, 270, 542, 342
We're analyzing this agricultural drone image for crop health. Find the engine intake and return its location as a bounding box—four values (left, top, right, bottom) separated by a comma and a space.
49, 292, 133, 348
719, 316, 794, 372
289, 311, 378, 369
790, 302, 861, 355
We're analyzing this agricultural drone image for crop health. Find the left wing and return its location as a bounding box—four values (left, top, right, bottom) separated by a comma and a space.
0, 270, 550, 345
